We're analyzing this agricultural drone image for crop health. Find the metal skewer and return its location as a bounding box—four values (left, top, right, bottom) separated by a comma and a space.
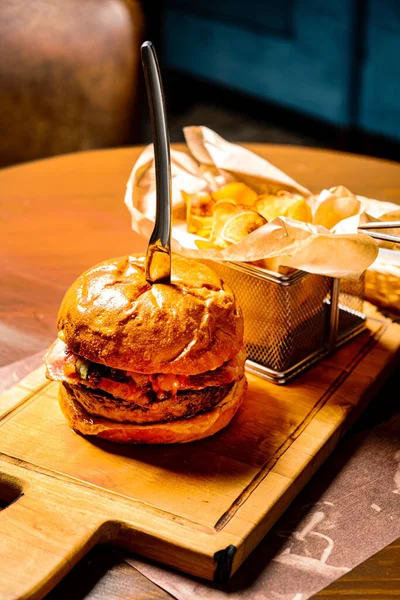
141, 41, 172, 284
358, 231, 400, 244
358, 221, 400, 230
358, 221, 400, 244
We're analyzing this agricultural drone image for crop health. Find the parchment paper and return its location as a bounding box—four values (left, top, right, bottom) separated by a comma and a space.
124, 127, 400, 280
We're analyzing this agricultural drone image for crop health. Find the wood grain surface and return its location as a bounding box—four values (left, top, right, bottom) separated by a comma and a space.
312, 538, 400, 599
0, 304, 398, 599
1, 145, 400, 599
1, 144, 400, 370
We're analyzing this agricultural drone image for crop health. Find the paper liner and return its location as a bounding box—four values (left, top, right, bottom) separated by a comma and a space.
123, 127, 400, 280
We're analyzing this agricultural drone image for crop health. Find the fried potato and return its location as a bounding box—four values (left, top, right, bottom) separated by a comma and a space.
212, 182, 258, 206
185, 183, 313, 273
186, 214, 214, 235
221, 210, 267, 244
196, 228, 212, 239
183, 191, 215, 234
182, 190, 214, 216
214, 199, 237, 210
255, 194, 312, 223
195, 239, 223, 250
313, 193, 360, 230
196, 203, 238, 249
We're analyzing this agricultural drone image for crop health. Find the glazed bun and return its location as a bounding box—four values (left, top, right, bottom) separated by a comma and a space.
57, 254, 243, 375
45, 254, 247, 444
59, 376, 247, 444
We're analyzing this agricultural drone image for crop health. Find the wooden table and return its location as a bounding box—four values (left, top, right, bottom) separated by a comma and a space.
1, 145, 399, 599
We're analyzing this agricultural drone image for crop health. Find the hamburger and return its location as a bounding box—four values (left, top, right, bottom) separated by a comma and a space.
44, 254, 246, 443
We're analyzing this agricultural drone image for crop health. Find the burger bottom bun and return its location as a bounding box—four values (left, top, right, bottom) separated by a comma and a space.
58, 376, 247, 444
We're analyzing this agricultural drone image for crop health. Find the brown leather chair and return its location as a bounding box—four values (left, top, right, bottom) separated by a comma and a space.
0, 0, 144, 167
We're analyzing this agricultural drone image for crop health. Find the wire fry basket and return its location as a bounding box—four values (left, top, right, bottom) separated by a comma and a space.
202, 260, 366, 384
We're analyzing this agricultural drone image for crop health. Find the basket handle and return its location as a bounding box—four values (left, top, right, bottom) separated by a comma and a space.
358, 221, 400, 244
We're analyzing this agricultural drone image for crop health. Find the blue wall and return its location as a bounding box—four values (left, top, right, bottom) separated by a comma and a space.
358, 0, 400, 141
163, 0, 400, 141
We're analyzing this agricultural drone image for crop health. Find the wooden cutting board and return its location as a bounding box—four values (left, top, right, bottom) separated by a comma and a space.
0, 304, 399, 600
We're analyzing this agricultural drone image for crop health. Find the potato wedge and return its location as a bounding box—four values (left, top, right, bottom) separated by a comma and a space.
221, 210, 267, 244
212, 182, 258, 206
183, 191, 215, 234
208, 203, 239, 247
255, 194, 312, 223
195, 239, 224, 250
214, 199, 237, 210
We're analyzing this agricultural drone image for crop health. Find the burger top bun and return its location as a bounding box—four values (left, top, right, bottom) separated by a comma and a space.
57, 254, 244, 375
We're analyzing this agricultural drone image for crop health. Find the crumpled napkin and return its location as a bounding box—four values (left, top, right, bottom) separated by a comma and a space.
123, 127, 400, 279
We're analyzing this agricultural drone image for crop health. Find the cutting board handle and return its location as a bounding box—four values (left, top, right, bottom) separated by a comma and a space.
0, 488, 110, 600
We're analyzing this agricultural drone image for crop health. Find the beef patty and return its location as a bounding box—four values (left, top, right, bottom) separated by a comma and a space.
63, 381, 234, 424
